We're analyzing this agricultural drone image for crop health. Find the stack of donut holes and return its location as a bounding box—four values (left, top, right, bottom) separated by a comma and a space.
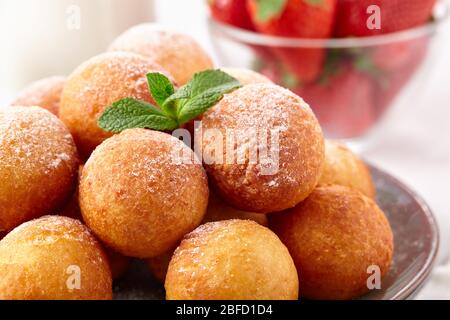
0, 23, 393, 300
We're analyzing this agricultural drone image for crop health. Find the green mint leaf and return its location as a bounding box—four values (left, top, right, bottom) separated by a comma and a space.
256, 0, 287, 23
177, 90, 224, 124
176, 71, 242, 124
98, 70, 241, 134
98, 98, 178, 133
165, 69, 240, 107
146, 72, 175, 106
146, 72, 176, 116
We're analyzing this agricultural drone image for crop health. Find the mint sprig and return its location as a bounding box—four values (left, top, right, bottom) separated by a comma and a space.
167, 70, 245, 123
98, 70, 241, 133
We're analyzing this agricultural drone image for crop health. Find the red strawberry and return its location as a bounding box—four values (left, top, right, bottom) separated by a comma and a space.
336, 0, 436, 37
370, 37, 429, 72
208, 0, 255, 30
295, 66, 376, 138
247, 0, 337, 84
247, 0, 337, 37
374, 68, 414, 117
374, 38, 429, 116
253, 53, 305, 88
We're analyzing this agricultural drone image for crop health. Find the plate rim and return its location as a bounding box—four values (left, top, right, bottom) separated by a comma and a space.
368, 163, 440, 300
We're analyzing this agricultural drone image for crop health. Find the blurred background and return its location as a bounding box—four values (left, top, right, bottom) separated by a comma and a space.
0, 0, 449, 299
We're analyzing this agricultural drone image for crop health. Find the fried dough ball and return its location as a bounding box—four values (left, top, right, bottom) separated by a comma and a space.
0, 216, 112, 300
148, 192, 267, 284
108, 24, 213, 85
0, 107, 79, 232
198, 83, 324, 213
270, 185, 394, 300
221, 68, 272, 85
319, 140, 376, 198
165, 220, 299, 300
80, 129, 209, 258
57, 164, 129, 280
59, 52, 171, 159
60, 207, 129, 280
204, 191, 267, 226
11, 76, 65, 116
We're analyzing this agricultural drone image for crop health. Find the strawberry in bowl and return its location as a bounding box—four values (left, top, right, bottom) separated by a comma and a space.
247, 0, 337, 84
335, 0, 437, 37
208, 0, 255, 30
208, 0, 448, 140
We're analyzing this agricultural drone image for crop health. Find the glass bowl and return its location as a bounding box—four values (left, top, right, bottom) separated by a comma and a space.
208, 0, 449, 142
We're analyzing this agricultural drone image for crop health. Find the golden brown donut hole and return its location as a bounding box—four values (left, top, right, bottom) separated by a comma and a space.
165, 220, 299, 300
80, 129, 209, 258
59, 52, 173, 159
0, 106, 79, 232
0, 216, 112, 300
109, 24, 213, 85
319, 140, 376, 198
199, 83, 325, 213
270, 185, 394, 300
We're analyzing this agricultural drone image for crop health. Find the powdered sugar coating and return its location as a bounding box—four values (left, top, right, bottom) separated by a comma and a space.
0, 215, 112, 300
11, 76, 65, 115
199, 83, 325, 213
0, 106, 79, 231
109, 23, 214, 85
80, 129, 209, 258
3, 215, 97, 248
59, 51, 172, 159
165, 219, 299, 300
0, 107, 74, 171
